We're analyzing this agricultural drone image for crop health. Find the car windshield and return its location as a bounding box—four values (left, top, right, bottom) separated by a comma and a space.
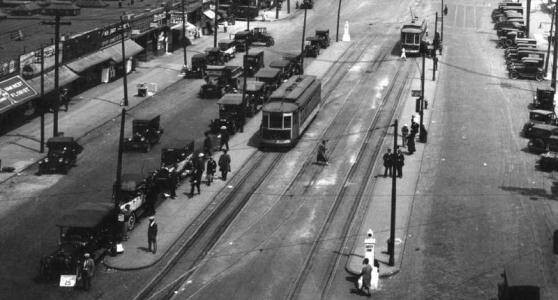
532, 113, 551, 122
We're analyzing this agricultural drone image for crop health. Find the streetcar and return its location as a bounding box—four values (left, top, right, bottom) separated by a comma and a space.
260, 75, 321, 147
400, 17, 427, 54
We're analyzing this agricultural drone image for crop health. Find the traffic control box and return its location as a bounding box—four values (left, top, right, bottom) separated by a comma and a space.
415, 98, 421, 113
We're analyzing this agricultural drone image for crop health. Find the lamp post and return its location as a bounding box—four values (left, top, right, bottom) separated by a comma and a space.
545, 5, 554, 76
552, 4, 558, 89
388, 119, 398, 266
120, 18, 129, 107
336, 0, 342, 42
526, 0, 531, 38
181, 0, 188, 67
441, 0, 444, 43
213, 0, 219, 48
300, 6, 307, 75
41, 2, 80, 137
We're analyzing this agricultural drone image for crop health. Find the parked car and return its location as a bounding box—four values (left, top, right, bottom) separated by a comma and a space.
522, 110, 557, 137
117, 174, 148, 231
252, 27, 274, 47
234, 30, 253, 52
254, 67, 283, 93
497, 263, 540, 300
538, 151, 558, 171
304, 36, 321, 57
38, 202, 114, 283
184, 53, 207, 78
300, 0, 313, 9
315, 29, 330, 48
160, 140, 195, 179
508, 58, 544, 81
124, 115, 164, 152
218, 39, 237, 61
38, 137, 83, 175
244, 51, 265, 77
270, 55, 302, 81
200, 65, 243, 98
532, 88, 555, 111
205, 47, 225, 65
528, 135, 558, 153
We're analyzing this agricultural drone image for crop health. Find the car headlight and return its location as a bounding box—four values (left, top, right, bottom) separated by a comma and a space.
59, 158, 63, 163
44, 158, 49, 163
128, 138, 132, 141
141, 137, 145, 141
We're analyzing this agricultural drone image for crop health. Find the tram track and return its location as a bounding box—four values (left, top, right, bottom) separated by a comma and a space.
285, 58, 413, 300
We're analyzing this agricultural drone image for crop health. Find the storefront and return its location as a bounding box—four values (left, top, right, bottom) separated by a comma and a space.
130, 9, 171, 61
0, 74, 38, 128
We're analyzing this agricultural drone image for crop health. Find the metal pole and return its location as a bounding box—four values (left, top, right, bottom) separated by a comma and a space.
114, 108, 126, 207
287, 0, 290, 14
182, 0, 187, 66
121, 20, 129, 106
432, 51, 436, 81
420, 53, 425, 137
276, 1, 279, 19
300, 7, 307, 75
336, 0, 342, 42
545, 6, 554, 76
40, 45, 45, 153
552, 5, 558, 89
435, 12, 438, 41
441, 0, 444, 43
53, 15, 60, 137
214, 0, 219, 48
241, 53, 248, 130
388, 118, 398, 266
247, 13, 250, 31
526, 0, 531, 38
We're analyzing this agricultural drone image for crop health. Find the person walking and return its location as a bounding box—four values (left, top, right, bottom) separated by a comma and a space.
395, 149, 404, 178
147, 216, 157, 254
401, 124, 409, 147
206, 156, 217, 186
60, 88, 70, 112
407, 133, 416, 154
317, 140, 329, 165
189, 168, 201, 195
400, 47, 407, 61
169, 167, 178, 199
383, 149, 392, 177
203, 132, 213, 157
358, 258, 372, 297
121, 204, 131, 241
218, 150, 231, 180
80, 253, 95, 291
219, 126, 230, 151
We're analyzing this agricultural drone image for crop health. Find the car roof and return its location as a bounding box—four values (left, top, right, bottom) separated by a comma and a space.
206, 65, 226, 71
255, 68, 281, 78
270, 59, 291, 68
246, 80, 265, 91
530, 109, 554, 115
47, 136, 76, 144
306, 36, 321, 41
56, 202, 113, 228
219, 39, 235, 44
217, 93, 244, 105
503, 263, 541, 288
532, 123, 558, 130
205, 47, 221, 52
192, 53, 207, 59
163, 140, 194, 150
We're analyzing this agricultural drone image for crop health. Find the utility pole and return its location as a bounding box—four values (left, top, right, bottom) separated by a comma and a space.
545, 5, 554, 76
40, 45, 45, 153
552, 4, 558, 89
441, 0, 444, 43
287, 0, 290, 14
420, 52, 425, 140
214, 0, 219, 48
120, 19, 129, 107
388, 118, 398, 266
276, 0, 280, 19
526, 0, 531, 38
181, 0, 188, 67
300, 6, 307, 75
113, 108, 126, 208
241, 41, 248, 131
336, 0, 342, 42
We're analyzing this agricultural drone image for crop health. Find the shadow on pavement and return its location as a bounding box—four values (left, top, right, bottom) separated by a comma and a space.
500, 185, 558, 200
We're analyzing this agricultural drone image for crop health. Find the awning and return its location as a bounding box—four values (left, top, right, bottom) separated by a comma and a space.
171, 21, 197, 31
203, 10, 215, 20
28, 66, 80, 96
66, 40, 144, 73
0, 75, 38, 114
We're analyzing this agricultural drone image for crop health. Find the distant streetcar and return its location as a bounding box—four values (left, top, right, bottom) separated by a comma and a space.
260, 75, 321, 147
400, 17, 427, 54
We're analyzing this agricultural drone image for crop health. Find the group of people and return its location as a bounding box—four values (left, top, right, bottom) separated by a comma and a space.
382, 148, 405, 178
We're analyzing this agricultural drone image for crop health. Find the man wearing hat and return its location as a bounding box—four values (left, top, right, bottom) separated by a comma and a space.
219, 126, 230, 151
80, 253, 95, 291
169, 165, 179, 199
147, 216, 158, 254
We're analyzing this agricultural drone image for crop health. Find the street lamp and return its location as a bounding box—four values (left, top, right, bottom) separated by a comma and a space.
388, 119, 398, 266
300, 5, 308, 75
41, 1, 80, 137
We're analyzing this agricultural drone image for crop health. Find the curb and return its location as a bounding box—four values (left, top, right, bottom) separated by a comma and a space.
345, 262, 400, 279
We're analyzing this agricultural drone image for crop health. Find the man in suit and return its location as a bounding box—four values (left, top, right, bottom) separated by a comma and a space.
147, 216, 158, 254
218, 150, 231, 180
81, 253, 95, 291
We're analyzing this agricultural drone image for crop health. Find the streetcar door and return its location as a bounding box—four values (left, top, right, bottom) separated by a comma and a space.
283, 113, 293, 140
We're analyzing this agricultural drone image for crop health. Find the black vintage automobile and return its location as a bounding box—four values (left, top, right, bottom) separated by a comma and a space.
184, 53, 207, 78
269, 55, 302, 81
254, 67, 283, 93
205, 47, 225, 65
315, 29, 330, 48
522, 110, 557, 136
252, 27, 274, 47
300, 0, 313, 9
200, 65, 244, 98
508, 58, 544, 81
528, 135, 558, 153
160, 140, 195, 179
538, 151, 558, 171
124, 115, 164, 152
234, 30, 253, 52
532, 88, 555, 111
210, 93, 250, 134
244, 51, 265, 77
497, 263, 540, 300
38, 137, 84, 175
116, 173, 149, 231
218, 39, 237, 62
245, 80, 269, 108
38, 202, 114, 283
304, 36, 321, 57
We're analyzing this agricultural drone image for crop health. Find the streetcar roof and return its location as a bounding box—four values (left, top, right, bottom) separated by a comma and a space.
270, 75, 318, 100
401, 27, 424, 34
246, 80, 266, 91
263, 101, 298, 112
218, 93, 244, 105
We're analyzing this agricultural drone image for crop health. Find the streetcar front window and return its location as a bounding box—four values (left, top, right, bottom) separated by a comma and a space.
262, 114, 269, 128
269, 112, 283, 128
283, 115, 292, 129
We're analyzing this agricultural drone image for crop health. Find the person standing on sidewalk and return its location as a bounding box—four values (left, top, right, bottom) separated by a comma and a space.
401, 124, 409, 147
407, 133, 416, 154
121, 204, 131, 241
383, 149, 392, 177
169, 167, 178, 199
219, 126, 230, 151
395, 148, 404, 178
206, 156, 217, 186
147, 216, 157, 254
203, 132, 213, 157
358, 258, 372, 297
80, 253, 95, 291
190, 168, 201, 195
219, 150, 231, 180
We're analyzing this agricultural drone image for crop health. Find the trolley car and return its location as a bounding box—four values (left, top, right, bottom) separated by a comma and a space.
260, 75, 321, 147
400, 17, 427, 54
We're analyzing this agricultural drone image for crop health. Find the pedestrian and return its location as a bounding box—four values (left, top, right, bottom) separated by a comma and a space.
419, 123, 428, 143
218, 149, 231, 180
219, 126, 230, 151
190, 168, 201, 195
383, 148, 392, 177
60, 88, 70, 112
147, 216, 157, 254
121, 204, 131, 241
206, 156, 217, 185
80, 253, 95, 291
296, 0, 299, 9
117, 207, 126, 242
395, 149, 404, 178
223, 20, 228, 32
169, 167, 178, 199
400, 47, 406, 61
237, 109, 245, 133
203, 132, 213, 157
401, 124, 409, 147
358, 258, 372, 297
411, 119, 419, 136
407, 133, 416, 154
443, 4, 448, 16
317, 140, 329, 165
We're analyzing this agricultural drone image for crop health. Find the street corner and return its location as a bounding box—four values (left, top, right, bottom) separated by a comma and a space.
102, 243, 161, 271
345, 252, 400, 279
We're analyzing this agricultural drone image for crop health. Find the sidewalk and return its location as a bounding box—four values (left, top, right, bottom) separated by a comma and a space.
0, 8, 298, 185
103, 41, 353, 270
345, 53, 440, 277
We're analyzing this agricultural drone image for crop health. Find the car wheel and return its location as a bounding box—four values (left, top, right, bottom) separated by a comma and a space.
536, 73, 544, 82
510, 71, 519, 79
505, 39, 514, 48
127, 212, 136, 231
